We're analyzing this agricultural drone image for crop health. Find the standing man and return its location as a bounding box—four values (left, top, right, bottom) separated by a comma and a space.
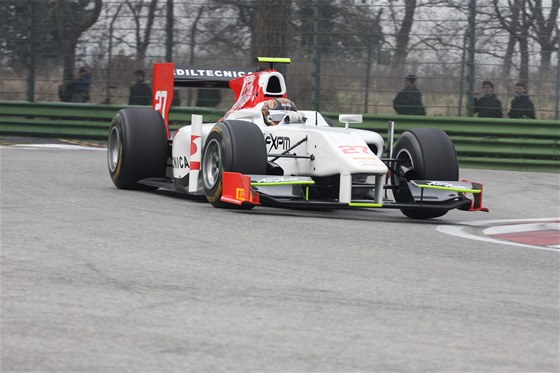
129, 70, 153, 106
508, 82, 536, 119
393, 74, 426, 115
58, 66, 92, 103
473, 80, 502, 118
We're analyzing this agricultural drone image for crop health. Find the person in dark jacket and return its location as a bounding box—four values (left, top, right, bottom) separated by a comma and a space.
58, 66, 92, 103
129, 70, 153, 105
508, 82, 536, 119
473, 80, 502, 118
392, 74, 426, 115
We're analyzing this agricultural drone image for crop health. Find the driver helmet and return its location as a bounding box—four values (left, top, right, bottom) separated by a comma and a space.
261, 98, 297, 126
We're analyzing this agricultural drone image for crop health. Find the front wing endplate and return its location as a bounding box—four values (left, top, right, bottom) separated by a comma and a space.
411, 180, 489, 212
221, 172, 260, 205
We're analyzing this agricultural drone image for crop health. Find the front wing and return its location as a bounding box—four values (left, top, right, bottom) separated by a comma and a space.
221, 172, 489, 212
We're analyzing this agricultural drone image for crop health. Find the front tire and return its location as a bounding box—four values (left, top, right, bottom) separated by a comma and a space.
202, 120, 267, 209
107, 108, 168, 190
392, 128, 458, 219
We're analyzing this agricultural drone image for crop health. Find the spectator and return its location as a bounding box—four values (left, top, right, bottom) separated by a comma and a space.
508, 82, 536, 119
129, 69, 153, 106
58, 66, 92, 103
473, 80, 502, 118
392, 74, 426, 115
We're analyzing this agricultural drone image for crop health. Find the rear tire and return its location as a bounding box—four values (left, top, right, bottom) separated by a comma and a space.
392, 128, 458, 219
202, 120, 267, 209
107, 108, 168, 190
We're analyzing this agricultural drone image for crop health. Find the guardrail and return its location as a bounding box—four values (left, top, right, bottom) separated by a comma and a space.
1, 100, 558, 172
0, 101, 222, 139
325, 113, 559, 173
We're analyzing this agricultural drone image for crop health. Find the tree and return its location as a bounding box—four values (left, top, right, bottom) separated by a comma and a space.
528, 0, 559, 70
493, 0, 532, 83
54, 0, 102, 86
389, 0, 418, 74
293, 0, 384, 59
202, 0, 385, 62
250, 0, 291, 58
124, 0, 160, 67
0, 0, 62, 67
205, 0, 290, 63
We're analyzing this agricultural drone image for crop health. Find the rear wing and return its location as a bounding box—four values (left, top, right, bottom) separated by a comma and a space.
152, 58, 291, 139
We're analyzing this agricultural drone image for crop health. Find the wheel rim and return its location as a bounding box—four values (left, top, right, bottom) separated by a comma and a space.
203, 138, 221, 189
107, 126, 120, 173
395, 148, 416, 183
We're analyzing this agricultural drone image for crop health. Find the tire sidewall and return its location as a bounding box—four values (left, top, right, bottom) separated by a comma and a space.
201, 120, 267, 207
203, 124, 228, 204
108, 112, 128, 187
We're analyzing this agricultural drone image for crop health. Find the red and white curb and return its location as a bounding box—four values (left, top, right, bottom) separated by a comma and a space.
437, 218, 560, 252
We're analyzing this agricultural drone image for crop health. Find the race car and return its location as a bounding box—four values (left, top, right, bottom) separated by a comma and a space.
107, 57, 488, 219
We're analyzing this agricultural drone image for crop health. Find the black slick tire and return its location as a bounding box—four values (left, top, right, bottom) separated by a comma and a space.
392, 128, 459, 219
107, 108, 168, 190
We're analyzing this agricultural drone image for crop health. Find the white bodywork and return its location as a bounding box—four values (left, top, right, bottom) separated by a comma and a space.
171, 108, 387, 203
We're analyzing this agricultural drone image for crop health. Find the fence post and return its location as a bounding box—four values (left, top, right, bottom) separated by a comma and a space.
312, 0, 322, 111
465, 0, 477, 117
106, 4, 122, 104
166, 0, 174, 62
26, 0, 36, 102
554, 38, 560, 119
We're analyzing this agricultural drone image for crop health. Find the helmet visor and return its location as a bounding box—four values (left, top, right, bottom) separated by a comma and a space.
268, 111, 288, 123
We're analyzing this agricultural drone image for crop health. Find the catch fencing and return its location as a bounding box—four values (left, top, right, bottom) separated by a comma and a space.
1, 0, 559, 120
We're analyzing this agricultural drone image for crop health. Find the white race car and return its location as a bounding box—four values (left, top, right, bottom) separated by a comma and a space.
107, 57, 488, 219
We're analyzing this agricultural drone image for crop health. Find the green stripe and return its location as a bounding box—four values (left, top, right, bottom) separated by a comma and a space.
257, 57, 291, 64
348, 202, 383, 208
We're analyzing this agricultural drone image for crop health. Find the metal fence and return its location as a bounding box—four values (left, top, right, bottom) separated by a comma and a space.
1, 0, 559, 119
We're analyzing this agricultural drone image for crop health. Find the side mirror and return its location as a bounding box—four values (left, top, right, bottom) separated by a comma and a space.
339, 114, 363, 129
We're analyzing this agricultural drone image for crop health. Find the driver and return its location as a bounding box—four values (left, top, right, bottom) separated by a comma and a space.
261, 98, 303, 126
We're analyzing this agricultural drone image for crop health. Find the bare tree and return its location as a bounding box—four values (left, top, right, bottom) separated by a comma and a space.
494, 0, 532, 83
528, 0, 559, 70
205, 0, 290, 63
125, 0, 159, 67
55, 0, 102, 86
181, 3, 210, 105
200, 0, 254, 59
390, 0, 418, 75
250, 0, 291, 59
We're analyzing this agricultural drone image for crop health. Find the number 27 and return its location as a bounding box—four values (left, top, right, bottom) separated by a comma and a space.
154, 90, 168, 120
339, 145, 370, 154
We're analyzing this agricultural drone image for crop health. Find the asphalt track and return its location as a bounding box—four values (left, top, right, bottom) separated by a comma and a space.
1, 143, 559, 372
